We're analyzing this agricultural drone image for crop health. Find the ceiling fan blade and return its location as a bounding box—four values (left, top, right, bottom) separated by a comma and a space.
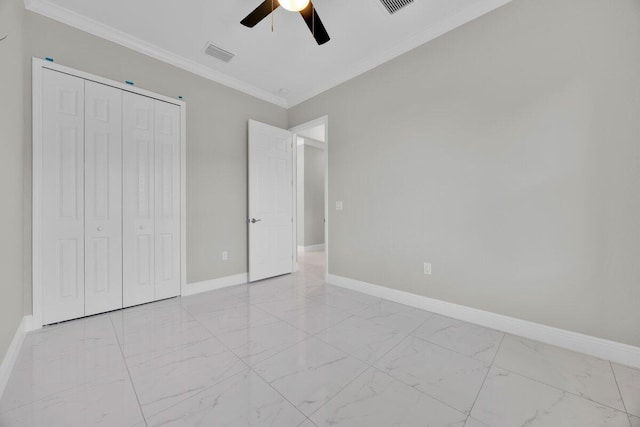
241, 0, 279, 28
299, 1, 330, 45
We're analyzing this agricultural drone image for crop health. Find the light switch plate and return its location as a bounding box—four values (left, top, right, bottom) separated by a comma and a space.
336, 201, 343, 211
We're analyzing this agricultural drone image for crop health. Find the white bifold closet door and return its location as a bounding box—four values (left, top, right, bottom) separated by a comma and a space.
84, 81, 123, 316
39, 65, 182, 324
153, 101, 181, 300
122, 92, 181, 307
42, 69, 86, 324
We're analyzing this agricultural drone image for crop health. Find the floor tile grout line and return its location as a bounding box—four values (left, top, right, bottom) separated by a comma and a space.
367, 331, 480, 417
490, 361, 630, 415
245, 362, 310, 422
195, 272, 390, 422
466, 332, 506, 421
308, 316, 403, 366
108, 314, 149, 427
406, 328, 498, 365
183, 299, 317, 368
183, 303, 310, 423
303, 416, 319, 426
299, 282, 512, 366
277, 310, 355, 336
117, 294, 242, 426
304, 311, 469, 421
112, 305, 217, 369
0, 323, 127, 416
304, 361, 374, 420
195, 314, 283, 339
245, 288, 370, 319
307, 307, 434, 367
497, 334, 632, 405
181, 277, 364, 369
181, 299, 284, 332
609, 361, 630, 415
313, 276, 637, 416
367, 312, 435, 367
134, 298, 305, 422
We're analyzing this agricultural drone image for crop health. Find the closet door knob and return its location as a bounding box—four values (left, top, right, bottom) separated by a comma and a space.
97, 226, 103, 231
139, 225, 145, 230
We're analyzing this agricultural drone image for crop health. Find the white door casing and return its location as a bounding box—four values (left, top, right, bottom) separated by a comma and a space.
84, 81, 123, 316
248, 120, 294, 282
122, 92, 155, 307
41, 69, 86, 324
153, 100, 181, 300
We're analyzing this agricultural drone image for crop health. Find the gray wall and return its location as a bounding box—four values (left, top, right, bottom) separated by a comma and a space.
303, 144, 325, 246
0, 0, 25, 362
289, 0, 640, 346
19, 11, 288, 318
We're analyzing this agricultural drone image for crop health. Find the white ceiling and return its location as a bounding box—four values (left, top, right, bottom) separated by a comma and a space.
26, 0, 512, 107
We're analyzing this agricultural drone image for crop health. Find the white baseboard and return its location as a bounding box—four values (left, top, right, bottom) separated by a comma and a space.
327, 274, 640, 369
0, 315, 32, 399
182, 273, 248, 296
299, 244, 325, 252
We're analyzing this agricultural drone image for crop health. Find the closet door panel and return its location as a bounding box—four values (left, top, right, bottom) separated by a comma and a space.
154, 101, 181, 299
123, 92, 155, 307
41, 69, 85, 324
84, 81, 123, 315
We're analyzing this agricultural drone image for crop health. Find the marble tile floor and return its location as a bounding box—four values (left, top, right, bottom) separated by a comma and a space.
1, 251, 638, 426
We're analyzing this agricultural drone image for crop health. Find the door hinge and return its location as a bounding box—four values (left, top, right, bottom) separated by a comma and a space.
291, 217, 293, 223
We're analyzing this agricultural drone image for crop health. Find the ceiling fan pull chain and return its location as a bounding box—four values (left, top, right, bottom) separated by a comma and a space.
271, 0, 274, 32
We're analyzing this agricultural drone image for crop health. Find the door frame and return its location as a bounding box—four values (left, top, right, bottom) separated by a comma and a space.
32, 58, 187, 329
289, 116, 329, 280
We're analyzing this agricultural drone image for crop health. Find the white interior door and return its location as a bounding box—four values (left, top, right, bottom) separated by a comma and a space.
153, 100, 181, 300
248, 120, 294, 282
84, 81, 123, 315
41, 69, 85, 324
122, 91, 155, 307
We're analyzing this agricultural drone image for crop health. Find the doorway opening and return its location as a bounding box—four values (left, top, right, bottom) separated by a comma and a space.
290, 117, 328, 279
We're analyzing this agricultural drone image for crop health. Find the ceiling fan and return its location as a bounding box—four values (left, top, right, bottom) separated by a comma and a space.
241, 0, 330, 45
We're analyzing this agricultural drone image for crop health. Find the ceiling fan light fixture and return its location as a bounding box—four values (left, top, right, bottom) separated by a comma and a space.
278, 0, 310, 12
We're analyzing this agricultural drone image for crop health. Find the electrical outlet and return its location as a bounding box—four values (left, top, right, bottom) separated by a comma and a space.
424, 262, 432, 275
222, 251, 229, 261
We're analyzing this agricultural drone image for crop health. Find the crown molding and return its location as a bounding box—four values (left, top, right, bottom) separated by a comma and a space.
287, 0, 514, 107
24, 0, 513, 109
24, 0, 289, 108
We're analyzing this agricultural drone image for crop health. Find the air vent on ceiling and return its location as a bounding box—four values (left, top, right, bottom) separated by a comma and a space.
203, 43, 235, 63
379, 0, 414, 14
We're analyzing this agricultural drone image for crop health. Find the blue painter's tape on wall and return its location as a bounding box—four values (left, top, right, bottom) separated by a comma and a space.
125, 80, 135, 86
45, 57, 54, 62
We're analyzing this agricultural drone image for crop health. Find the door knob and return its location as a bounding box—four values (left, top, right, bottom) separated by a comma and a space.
139, 225, 145, 230
97, 226, 103, 231
249, 218, 262, 224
